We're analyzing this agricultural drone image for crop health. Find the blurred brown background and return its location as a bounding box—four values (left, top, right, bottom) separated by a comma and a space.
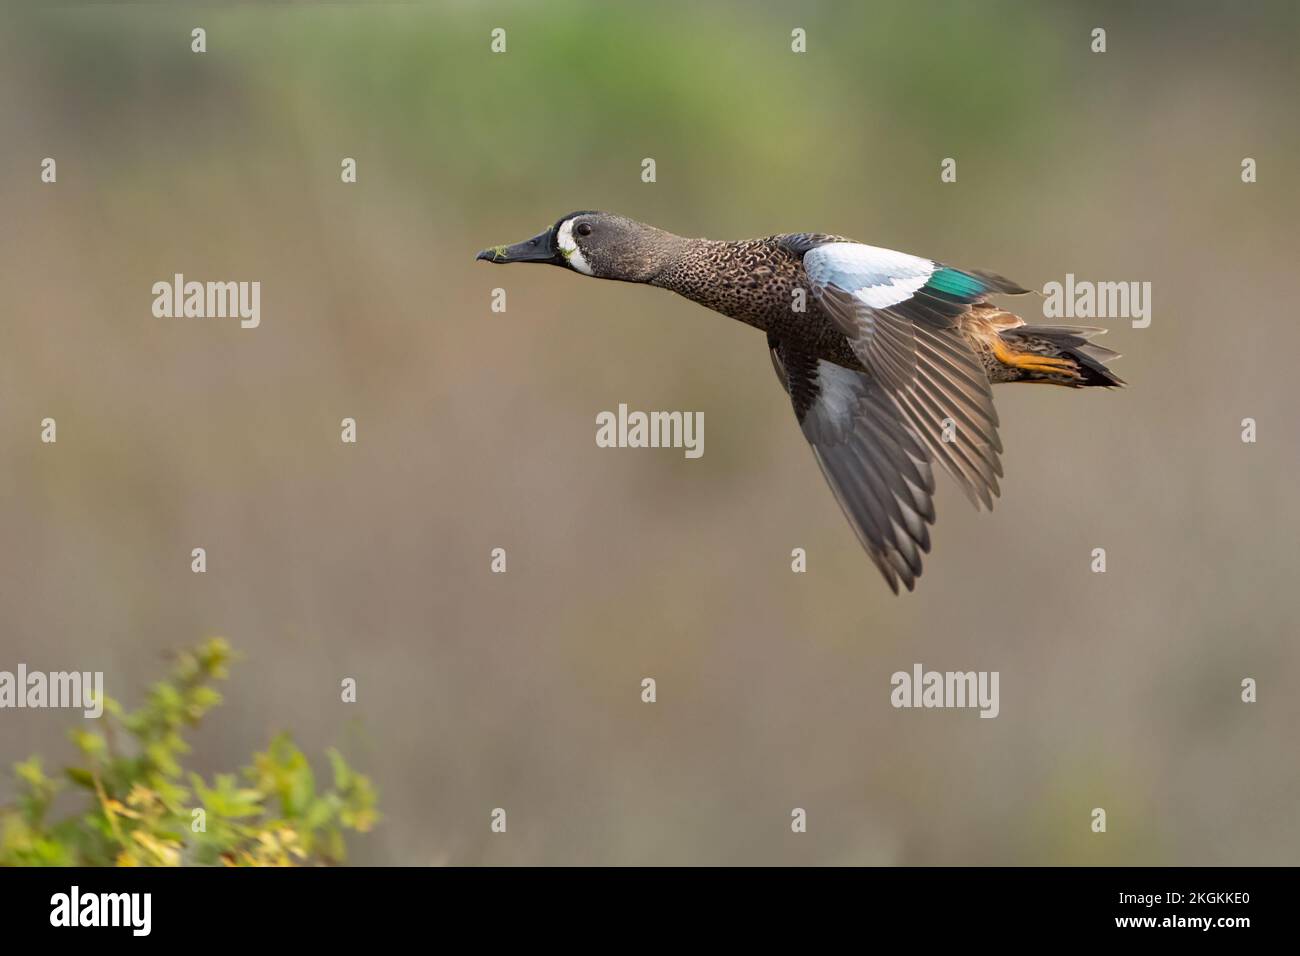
2, 1, 1298, 865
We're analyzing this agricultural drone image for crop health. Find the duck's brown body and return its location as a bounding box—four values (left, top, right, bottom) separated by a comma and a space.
652, 236, 864, 370
651, 234, 1110, 387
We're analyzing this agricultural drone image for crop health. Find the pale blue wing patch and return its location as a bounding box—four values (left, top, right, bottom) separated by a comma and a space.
803, 241, 937, 308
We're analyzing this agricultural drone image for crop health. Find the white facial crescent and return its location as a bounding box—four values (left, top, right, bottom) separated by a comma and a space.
556, 219, 594, 276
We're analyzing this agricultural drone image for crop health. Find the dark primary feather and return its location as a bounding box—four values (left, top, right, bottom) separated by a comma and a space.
770, 336, 937, 593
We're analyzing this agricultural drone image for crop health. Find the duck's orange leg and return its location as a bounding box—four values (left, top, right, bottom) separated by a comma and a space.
990, 338, 1081, 380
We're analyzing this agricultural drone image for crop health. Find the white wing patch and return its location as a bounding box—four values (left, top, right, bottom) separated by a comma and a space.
557, 218, 594, 276
804, 242, 935, 309
805, 359, 860, 444
854, 274, 929, 308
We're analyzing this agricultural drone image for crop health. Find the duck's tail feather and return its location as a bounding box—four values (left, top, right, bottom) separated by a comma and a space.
996, 325, 1126, 388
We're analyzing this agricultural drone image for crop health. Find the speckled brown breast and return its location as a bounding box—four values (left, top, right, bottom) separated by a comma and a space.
652, 237, 865, 371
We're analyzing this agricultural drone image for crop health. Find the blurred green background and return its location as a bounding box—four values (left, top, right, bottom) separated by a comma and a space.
2, 0, 1298, 865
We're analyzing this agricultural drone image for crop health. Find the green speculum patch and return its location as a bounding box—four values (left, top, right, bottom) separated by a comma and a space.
927, 267, 986, 299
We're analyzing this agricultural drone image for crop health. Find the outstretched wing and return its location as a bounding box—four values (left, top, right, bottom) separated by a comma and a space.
798, 241, 1027, 510
770, 336, 936, 593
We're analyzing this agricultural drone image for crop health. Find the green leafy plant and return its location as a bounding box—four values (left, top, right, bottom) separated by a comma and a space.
0, 639, 378, 866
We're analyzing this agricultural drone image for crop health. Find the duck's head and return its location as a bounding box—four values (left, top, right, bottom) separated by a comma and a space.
475, 211, 682, 283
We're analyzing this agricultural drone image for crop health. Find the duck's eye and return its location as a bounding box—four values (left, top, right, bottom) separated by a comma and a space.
576, 222, 593, 237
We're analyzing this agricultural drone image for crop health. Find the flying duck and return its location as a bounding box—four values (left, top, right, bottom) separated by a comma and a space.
477, 212, 1123, 593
